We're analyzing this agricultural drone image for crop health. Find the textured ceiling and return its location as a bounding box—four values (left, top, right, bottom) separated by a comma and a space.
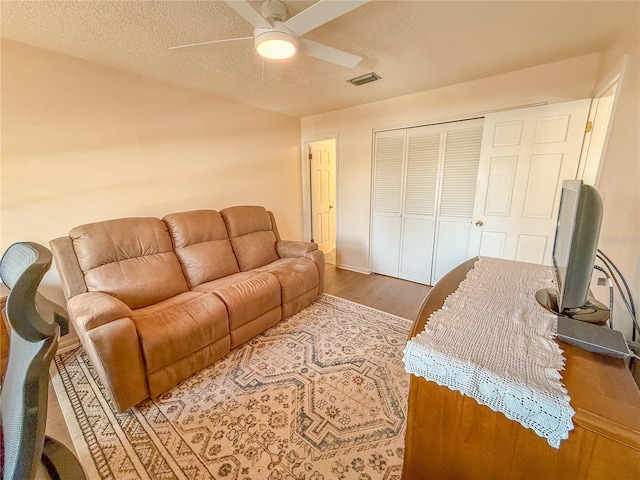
1, 1, 638, 117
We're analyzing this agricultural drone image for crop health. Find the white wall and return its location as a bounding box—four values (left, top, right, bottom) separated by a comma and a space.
589, 10, 640, 340
301, 54, 600, 273
1, 40, 302, 304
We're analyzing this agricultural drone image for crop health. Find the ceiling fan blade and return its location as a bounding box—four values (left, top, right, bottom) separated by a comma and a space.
284, 0, 370, 36
299, 38, 362, 68
169, 36, 252, 50
224, 0, 271, 29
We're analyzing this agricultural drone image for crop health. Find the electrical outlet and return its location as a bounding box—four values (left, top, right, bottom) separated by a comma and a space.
597, 277, 607, 286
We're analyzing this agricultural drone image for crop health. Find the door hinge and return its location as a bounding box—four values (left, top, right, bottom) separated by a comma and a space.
308, 153, 313, 160
585, 121, 593, 133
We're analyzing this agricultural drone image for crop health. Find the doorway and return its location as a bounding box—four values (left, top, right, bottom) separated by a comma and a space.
577, 75, 620, 186
308, 138, 337, 265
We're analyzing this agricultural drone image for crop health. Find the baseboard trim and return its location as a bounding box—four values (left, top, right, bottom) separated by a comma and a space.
336, 263, 371, 275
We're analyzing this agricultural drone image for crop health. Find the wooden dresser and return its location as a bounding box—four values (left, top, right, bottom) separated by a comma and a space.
403, 258, 640, 480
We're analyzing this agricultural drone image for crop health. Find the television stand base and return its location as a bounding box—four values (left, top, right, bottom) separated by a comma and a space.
535, 288, 630, 358
535, 287, 609, 323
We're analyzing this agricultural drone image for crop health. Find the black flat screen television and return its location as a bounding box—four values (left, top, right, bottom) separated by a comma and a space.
536, 179, 606, 321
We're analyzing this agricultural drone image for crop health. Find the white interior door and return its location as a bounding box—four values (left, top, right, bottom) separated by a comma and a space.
468, 99, 591, 265
310, 139, 336, 254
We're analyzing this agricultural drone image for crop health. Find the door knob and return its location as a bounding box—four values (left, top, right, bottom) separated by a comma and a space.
475, 220, 484, 227
329, 205, 334, 209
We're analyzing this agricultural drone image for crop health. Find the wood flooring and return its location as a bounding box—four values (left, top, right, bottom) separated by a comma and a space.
323, 263, 431, 319
44, 263, 432, 460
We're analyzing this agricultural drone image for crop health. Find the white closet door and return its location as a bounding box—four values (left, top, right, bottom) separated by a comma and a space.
468, 99, 591, 265
399, 125, 443, 284
371, 129, 405, 277
432, 119, 484, 283
372, 119, 484, 285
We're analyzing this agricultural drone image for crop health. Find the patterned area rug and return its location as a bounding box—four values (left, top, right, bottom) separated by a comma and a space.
51, 294, 411, 480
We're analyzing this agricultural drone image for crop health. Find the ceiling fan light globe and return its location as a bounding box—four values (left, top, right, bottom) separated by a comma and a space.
254, 29, 297, 60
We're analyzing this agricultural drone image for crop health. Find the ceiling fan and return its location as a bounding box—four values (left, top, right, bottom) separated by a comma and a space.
170, 0, 370, 68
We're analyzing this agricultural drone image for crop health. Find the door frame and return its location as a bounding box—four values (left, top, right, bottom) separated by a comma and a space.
301, 135, 339, 250
577, 56, 626, 187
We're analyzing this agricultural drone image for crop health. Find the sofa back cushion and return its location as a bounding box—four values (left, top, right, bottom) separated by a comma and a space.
163, 210, 240, 288
220, 206, 279, 271
70, 217, 188, 309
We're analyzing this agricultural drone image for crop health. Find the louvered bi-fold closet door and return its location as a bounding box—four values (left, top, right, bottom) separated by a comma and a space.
431, 119, 484, 283
371, 125, 443, 284
371, 118, 484, 285
398, 125, 443, 284
371, 129, 406, 277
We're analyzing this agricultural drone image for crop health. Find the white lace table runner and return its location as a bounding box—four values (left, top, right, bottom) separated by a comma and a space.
403, 256, 574, 448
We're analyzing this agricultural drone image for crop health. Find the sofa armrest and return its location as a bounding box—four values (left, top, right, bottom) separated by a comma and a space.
306, 249, 325, 295
84, 318, 149, 412
67, 292, 133, 331
276, 240, 318, 258
277, 241, 325, 295
66, 291, 148, 412
50, 236, 88, 300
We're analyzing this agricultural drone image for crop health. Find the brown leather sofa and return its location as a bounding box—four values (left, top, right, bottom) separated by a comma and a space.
50, 206, 324, 412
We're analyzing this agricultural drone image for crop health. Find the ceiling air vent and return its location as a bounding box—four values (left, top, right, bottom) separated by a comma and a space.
347, 72, 381, 86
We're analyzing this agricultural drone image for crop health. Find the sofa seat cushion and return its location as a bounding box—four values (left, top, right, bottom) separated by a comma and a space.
256, 257, 319, 303
130, 291, 229, 377
195, 271, 282, 348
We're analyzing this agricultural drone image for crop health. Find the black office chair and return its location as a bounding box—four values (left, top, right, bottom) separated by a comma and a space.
0, 242, 86, 480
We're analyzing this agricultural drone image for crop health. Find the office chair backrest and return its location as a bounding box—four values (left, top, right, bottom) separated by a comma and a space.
0, 242, 59, 480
